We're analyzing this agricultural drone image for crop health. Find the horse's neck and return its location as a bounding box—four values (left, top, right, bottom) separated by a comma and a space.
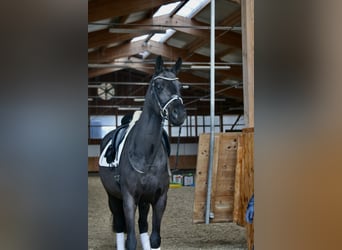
128, 106, 164, 165
134, 108, 163, 140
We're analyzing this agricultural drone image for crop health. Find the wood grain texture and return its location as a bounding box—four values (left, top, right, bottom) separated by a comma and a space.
193, 133, 240, 223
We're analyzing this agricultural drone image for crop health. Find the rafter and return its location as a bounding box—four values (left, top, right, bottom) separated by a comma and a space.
178, 72, 209, 83
89, 30, 136, 49
147, 41, 211, 61
89, 40, 242, 80
219, 8, 241, 26
88, 67, 124, 78
89, 66, 155, 78
89, 13, 242, 49
89, 0, 178, 22
89, 41, 145, 63
184, 9, 242, 55
88, 40, 211, 63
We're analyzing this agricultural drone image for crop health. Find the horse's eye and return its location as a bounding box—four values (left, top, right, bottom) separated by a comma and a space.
156, 81, 163, 90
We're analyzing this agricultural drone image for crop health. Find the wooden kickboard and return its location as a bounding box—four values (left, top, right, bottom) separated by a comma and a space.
193, 132, 240, 223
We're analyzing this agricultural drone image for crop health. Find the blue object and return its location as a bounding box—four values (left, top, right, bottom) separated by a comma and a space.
245, 194, 254, 224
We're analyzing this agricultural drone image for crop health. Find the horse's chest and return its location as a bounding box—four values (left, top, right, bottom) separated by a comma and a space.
139, 174, 167, 194
140, 174, 161, 189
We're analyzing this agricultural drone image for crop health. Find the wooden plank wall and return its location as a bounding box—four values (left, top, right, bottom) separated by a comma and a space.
192, 130, 254, 249
88, 157, 99, 172
193, 132, 240, 223
233, 128, 254, 250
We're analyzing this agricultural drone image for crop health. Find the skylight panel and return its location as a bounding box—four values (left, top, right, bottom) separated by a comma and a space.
131, 34, 149, 42
176, 0, 210, 18
150, 29, 176, 43
153, 1, 181, 17
88, 18, 112, 32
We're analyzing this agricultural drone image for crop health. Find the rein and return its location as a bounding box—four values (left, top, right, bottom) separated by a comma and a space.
151, 75, 183, 120
173, 125, 182, 171
151, 75, 184, 174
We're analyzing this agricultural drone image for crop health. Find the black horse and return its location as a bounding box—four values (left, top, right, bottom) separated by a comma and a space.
99, 56, 186, 250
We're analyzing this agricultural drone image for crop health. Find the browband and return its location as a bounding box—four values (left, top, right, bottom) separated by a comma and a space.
153, 76, 179, 81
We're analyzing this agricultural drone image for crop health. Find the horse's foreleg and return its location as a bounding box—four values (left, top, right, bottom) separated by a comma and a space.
108, 195, 126, 250
151, 193, 167, 250
123, 194, 137, 250
138, 201, 151, 250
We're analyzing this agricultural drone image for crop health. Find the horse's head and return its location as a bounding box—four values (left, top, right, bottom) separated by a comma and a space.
150, 56, 186, 126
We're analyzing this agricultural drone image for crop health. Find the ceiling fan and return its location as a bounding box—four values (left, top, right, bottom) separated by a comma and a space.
97, 83, 115, 100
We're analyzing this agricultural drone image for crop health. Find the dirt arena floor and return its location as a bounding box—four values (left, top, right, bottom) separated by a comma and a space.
88, 175, 247, 250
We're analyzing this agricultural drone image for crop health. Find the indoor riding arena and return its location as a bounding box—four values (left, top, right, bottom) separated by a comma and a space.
89, 175, 247, 250
88, 0, 254, 249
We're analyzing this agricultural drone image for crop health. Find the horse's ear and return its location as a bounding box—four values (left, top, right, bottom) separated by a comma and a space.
155, 55, 164, 74
172, 57, 182, 75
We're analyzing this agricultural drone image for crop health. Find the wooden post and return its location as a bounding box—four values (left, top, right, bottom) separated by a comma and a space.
241, 1, 254, 249
241, 0, 254, 128
243, 128, 254, 250
233, 135, 244, 224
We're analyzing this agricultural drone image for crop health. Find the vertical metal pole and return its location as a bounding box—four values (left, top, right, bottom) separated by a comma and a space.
205, 0, 215, 224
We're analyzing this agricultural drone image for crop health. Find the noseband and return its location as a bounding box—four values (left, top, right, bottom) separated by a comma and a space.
151, 75, 183, 120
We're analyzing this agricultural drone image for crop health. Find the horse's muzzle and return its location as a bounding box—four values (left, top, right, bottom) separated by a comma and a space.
168, 101, 186, 126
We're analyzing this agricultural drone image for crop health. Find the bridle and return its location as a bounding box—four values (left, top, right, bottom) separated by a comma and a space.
151, 75, 184, 120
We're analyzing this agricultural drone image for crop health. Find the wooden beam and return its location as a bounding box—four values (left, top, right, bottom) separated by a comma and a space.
147, 41, 209, 61
219, 8, 241, 26
88, 67, 123, 78
218, 87, 243, 99
215, 31, 242, 48
89, 13, 242, 49
89, 30, 135, 49
147, 14, 242, 49
88, 63, 241, 81
89, 40, 211, 63
221, 65, 243, 81
216, 48, 236, 58
241, 0, 254, 127
88, 41, 146, 63
230, 0, 241, 5
88, 66, 154, 78
89, 0, 178, 22
147, 42, 242, 80
89, 56, 156, 77
179, 72, 210, 83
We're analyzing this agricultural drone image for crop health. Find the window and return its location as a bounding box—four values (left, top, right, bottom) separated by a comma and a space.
170, 115, 196, 137
197, 115, 220, 134
222, 115, 245, 131
89, 116, 116, 139
187, 115, 196, 137
89, 114, 245, 141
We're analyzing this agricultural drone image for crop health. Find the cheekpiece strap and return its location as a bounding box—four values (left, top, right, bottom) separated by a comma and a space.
152, 75, 181, 120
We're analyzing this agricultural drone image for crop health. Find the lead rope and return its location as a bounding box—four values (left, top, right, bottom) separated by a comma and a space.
173, 125, 182, 171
